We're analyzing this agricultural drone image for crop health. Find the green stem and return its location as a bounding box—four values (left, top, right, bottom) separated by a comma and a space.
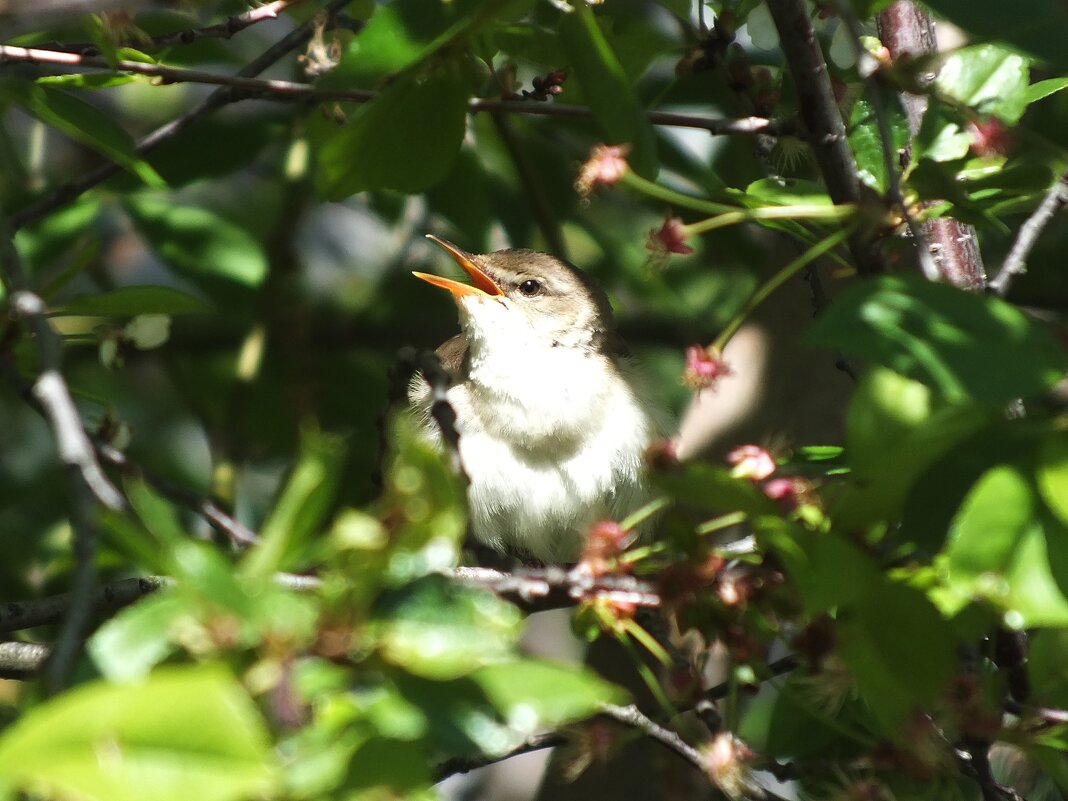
621, 171, 739, 215
711, 224, 855, 353
682, 203, 853, 237
620, 496, 670, 531
695, 511, 747, 536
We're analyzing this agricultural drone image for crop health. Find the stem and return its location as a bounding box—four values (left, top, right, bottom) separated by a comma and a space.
681, 203, 854, 237
620, 496, 670, 532
621, 171, 739, 215
712, 225, 855, 352
695, 511, 747, 536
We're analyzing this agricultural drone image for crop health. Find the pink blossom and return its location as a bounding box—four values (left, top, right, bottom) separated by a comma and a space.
727, 445, 776, 481
575, 144, 630, 197
682, 345, 731, 391
647, 214, 693, 255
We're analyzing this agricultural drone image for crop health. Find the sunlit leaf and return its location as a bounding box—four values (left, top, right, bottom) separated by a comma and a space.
372, 575, 522, 680
921, 0, 1068, 71
807, 274, 1067, 404
0, 667, 276, 801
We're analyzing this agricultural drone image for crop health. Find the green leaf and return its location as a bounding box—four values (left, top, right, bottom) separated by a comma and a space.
1037, 433, 1068, 529
372, 575, 522, 680
838, 582, 957, 733
558, 3, 657, 177
57, 286, 212, 316
124, 195, 268, 291
921, 0, 1068, 71
0, 82, 165, 188
1001, 518, 1068, 627
88, 590, 183, 681
340, 738, 430, 800
36, 73, 137, 90
807, 274, 1067, 404
944, 465, 1033, 586
0, 666, 276, 801
315, 66, 468, 199
242, 427, 346, 579
472, 659, 625, 729
935, 45, 1030, 123
848, 96, 909, 194
1024, 77, 1068, 105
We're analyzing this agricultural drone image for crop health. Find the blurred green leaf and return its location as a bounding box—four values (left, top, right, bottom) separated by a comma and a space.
838, 582, 956, 732
807, 275, 1067, 404
242, 427, 346, 579
340, 738, 431, 801
316, 66, 469, 198
57, 285, 212, 316
472, 659, 626, 729
559, 2, 657, 177
372, 575, 522, 680
921, 0, 1068, 71
0, 82, 164, 188
89, 590, 183, 681
35, 73, 137, 90
1037, 433, 1068, 529
936, 45, 1030, 123
0, 666, 276, 801
124, 195, 268, 291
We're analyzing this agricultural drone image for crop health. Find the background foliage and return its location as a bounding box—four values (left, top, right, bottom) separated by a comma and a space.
1, 0, 1068, 799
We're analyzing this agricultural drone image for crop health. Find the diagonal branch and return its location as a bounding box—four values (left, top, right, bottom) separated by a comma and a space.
988, 168, 1068, 296
7, 0, 354, 232
765, 0, 885, 276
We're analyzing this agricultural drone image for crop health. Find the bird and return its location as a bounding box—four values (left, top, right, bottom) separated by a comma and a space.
409, 235, 661, 564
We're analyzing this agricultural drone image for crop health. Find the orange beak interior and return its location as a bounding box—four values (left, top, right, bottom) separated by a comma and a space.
413, 235, 503, 299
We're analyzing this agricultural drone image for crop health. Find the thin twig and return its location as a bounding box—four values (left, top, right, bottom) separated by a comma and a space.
0, 641, 51, 678
434, 732, 565, 781
599, 703, 704, 768
36, 0, 309, 56
8, 0, 354, 232
448, 566, 660, 612
0, 44, 792, 132
989, 169, 1068, 296
764, 0, 885, 276
0, 576, 168, 633
96, 443, 259, 547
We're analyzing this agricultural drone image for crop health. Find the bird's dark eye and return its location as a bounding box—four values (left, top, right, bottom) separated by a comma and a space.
518, 279, 543, 296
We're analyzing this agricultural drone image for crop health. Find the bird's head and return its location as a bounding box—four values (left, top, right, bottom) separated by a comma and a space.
414, 235, 619, 357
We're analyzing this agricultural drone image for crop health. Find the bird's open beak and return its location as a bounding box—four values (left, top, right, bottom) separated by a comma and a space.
413, 235, 504, 299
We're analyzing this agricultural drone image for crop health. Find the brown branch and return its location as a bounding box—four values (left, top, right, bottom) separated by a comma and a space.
448, 566, 660, 612
876, 1, 986, 289
988, 168, 1068, 296
434, 732, 565, 780
0, 45, 790, 138
0, 576, 168, 633
96, 443, 259, 547
765, 0, 885, 276
7, 0, 354, 232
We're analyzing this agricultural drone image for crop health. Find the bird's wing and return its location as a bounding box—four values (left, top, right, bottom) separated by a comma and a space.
435, 334, 469, 381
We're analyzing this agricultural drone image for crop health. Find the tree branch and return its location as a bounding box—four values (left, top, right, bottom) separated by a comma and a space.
599, 703, 704, 768
434, 732, 565, 781
7, 0, 354, 232
0, 641, 51, 678
765, 0, 885, 276
448, 566, 660, 612
0, 576, 168, 633
988, 168, 1068, 296
875, 1, 987, 289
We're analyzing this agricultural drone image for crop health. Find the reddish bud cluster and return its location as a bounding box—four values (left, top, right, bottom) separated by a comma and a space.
968, 118, 1013, 158
682, 345, 731, 391
576, 520, 633, 578
522, 69, 567, 101
726, 445, 776, 481
647, 214, 693, 256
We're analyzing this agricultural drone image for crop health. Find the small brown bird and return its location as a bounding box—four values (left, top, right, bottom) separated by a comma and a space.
410, 236, 660, 563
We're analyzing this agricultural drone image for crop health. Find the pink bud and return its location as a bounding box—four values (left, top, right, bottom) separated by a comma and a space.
727, 445, 776, 481
647, 214, 694, 255
682, 345, 731, 391
575, 144, 630, 197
